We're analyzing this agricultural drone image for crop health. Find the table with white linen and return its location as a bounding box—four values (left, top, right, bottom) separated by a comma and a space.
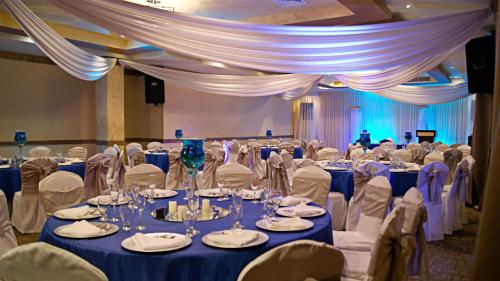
40, 191, 333, 281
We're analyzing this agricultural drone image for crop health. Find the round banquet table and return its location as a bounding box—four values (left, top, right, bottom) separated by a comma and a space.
261, 146, 303, 160
40, 191, 333, 281
0, 162, 86, 201
324, 168, 418, 201
145, 152, 170, 173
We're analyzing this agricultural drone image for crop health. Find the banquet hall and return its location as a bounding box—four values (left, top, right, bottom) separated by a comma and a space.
0, 0, 499, 280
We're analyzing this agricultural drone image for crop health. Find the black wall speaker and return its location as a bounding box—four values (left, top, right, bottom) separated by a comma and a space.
465, 34, 495, 94
145, 75, 165, 104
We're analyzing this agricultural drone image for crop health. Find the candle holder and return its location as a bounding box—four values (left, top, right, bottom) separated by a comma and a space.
175, 129, 183, 148
14, 130, 27, 167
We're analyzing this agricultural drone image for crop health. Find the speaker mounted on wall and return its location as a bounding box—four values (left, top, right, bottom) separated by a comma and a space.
144, 75, 165, 105
465, 33, 495, 95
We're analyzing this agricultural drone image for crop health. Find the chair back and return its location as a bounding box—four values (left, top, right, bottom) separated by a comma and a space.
449, 160, 472, 203
67, 146, 88, 160
436, 144, 449, 153
423, 151, 444, 164
207, 141, 223, 149
417, 162, 449, 205
201, 148, 226, 189
84, 153, 110, 200
127, 147, 145, 168
166, 148, 187, 189
350, 148, 373, 160
457, 145, 471, 158
20, 158, 58, 196
0, 242, 108, 281
227, 142, 241, 164
391, 149, 412, 162
380, 142, 397, 152
278, 142, 294, 155
126, 142, 142, 151
443, 148, 463, 184
237, 240, 344, 281
292, 158, 318, 171
450, 143, 461, 149
39, 171, 84, 214
292, 166, 331, 207
407, 143, 421, 150
147, 141, 164, 151
316, 147, 340, 161
103, 146, 118, 158
269, 139, 281, 146
305, 140, 320, 161
0, 190, 17, 257
290, 139, 302, 146
215, 163, 253, 189
372, 147, 388, 161
28, 146, 51, 158
267, 152, 291, 196
125, 164, 165, 190
410, 147, 427, 165
420, 141, 431, 151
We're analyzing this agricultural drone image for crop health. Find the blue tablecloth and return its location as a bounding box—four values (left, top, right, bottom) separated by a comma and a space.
145, 153, 170, 173
324, 169, 418, 200
40, 191, 332, 281
0, 162, 86, 201
261, 147, 303, 160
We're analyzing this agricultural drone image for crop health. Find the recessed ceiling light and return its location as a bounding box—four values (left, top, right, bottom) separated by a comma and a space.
405, 4, 412, 9
120, 35, 125, 38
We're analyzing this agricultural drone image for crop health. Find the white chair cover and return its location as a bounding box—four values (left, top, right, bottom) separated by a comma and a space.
268, 152, 291, 196
269, 139, 281, 146
28, 146, 51, 158
410, 147, 428, 165
0, 242, 108, 281
201, 148, 226, 189
316, 147, 341, 161
106, 151, 125, 189
290, 139, 302, 146
0, 190, 17, 257
215, 163, 253, 189
11, 158, 58, 233
207, 141, 223, 149
417, 162, 449, 241
443, 148, 463, 184
67, 146, 88, 160
305, 140, 320, 161
407, 143, 421, 150
166, 148, 188, 190
280, 150, 294, 188
442, 159, 472, 235
127, 147, 145, 168
237, 240, 344, 281
126, 142, 142, 151
391, 149, 412, 162
327, 191, 348, 231
301, 140, 308, 158
103, 146, 118, 158
147, 141, 164, 151
380, 142, 397, 152
372, 147, 388, 161
125, 164, 165, 190
350, 148, 374, 160
227, 142, 241, 164
347, 162, 390, 231
292, 158, 318, 171
238, 143, 266, 179
84, 153, 110, 200
278, 142, 294, 156
457, 145, 471, 158
292, 166, 331, 207
39, 171, 84, 215
436, 144, 450, 153
423, 151, 444, 164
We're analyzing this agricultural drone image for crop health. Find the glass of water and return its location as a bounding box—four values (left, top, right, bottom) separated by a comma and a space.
119, 204, 133, 231
135, 194, 147, 231
96, 195, 108, 222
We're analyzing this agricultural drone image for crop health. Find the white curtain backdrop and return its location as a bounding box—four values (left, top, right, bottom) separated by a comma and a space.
1, 0, 116, 81
375, 82, 470, 104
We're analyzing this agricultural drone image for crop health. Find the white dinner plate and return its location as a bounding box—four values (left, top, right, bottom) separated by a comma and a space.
54, 222, 119, 239
140, 190, 178, 199
323, 166, 348, 171
121, 232, 192, 253
380, 160, 391, 165
255, 218, 314, 232
87, 196, 128, 206
53, 208, 101, 220
196, 189, 229, 198
202, 230, 269, 249
279, 197, 312, 207
276, 206, 326, 218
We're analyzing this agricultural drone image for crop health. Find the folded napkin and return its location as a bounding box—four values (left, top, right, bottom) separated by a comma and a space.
70, 159, 85, 163
58, 162, 72, 166
206, 230, 259, 247
290, 203, 323, 217
89, 195, 127, 205
0, 165, 10, 169
406, 164, 421, 172
267, 217, 305, 230
380, 160, 391, 165
55, 206, 97, 219
390, 168, 406, 173
242, 189, 261, 198
155, 189, 175, 197
199, 188, 227, 196
323, 166, 347, 171
280, 196, 309, 207
131, 233, 186, 251
58, 220, 101, 236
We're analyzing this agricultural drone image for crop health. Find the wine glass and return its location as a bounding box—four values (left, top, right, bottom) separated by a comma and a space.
251, 177, 260, 204
135, 194, 147, 231
119, 204, 133, 231
360, 132, 371, 156
147, 174, 156, 204
96, 195, 108, 222
231, 188, 244, 230
109, 187, 120, 222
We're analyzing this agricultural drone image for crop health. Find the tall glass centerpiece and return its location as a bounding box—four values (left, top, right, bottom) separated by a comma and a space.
359, 131, 371, 156
404, 131, 412, 149
180, 138, 205, 236
175, 129, 183, 148
266, 130, 272, 147
14, 130, 27, 166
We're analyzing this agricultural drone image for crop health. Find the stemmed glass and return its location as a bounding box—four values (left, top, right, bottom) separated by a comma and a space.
147, 174, 156, 204
109, 186, 120, 222
135, 193, 147, 231
230, 188, 244, 230
119, 204, 133, 231
96, 195, 108, 222
360, 132, 371, 156
251, 177, 260, 204
217, 180, 227, 202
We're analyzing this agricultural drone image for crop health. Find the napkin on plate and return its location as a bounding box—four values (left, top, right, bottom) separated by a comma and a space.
267, 217, 305, 230
406, 164, 421, 172
89, 195, 127, 205
131, 233, 186, 251
155, 189, 175, 197
280, 196, 309, 207
58, 162, 72, 166
290, 203, 323, 217
0, 165, 10, 169
55, 206, 97, 219
242, 189, 260, 198
206, 230, 259, 247
389, 168, 406, 173
323, 166, 347, 171
199, 188, 223, 196
58, 220, 101, 236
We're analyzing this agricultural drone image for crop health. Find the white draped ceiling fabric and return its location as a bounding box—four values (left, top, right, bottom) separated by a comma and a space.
1, 0, 116, 81
374, 82, 470, 104
119, 60, 320, 98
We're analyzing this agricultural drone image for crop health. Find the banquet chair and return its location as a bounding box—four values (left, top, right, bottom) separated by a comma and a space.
237, 240, 344, 281
372, 147, 388, 161
450, 143, 461, 149
350, 148, 373, 160
280, 150, 294, 187
207, 141, 223, 149
147, 141, 164, 151
290, 139, 302, 146
407, 143, 421, 150
417, 162, 449, 241
292, 158, 318, 171
292, 166, 331, 208
420, 141, 431, 152
339, 204, 406, 281
410, 147, 427, 165
126, 142, 143, 151
278, 142, 294, 155
391, 149, 412, 162
39, 171, 84, 215
334, 176, 392, 250
84, 153, 111, 200
67, 146, 88, 160
269, 139, 281, 146
127, 147, 145, 168
443, 148, 463, 184
200, 148, 226, 189
460, 156, 475, 224
423, 151, 444, 164
0, 190, 17, 257
316, 147, 341, 161
107, 151, 126, 188
268, 152, 291, 196
103, 146, 118, 158
380, 141, 397, 152
346, 162, 390, 231
0, 242, 108, 281
125, 164, 165, 190
301, 140, 308, 158
11, 158, 58, 233
441, 159, 472, 235
436, 144, 450, 153
166, 148, 187, 189
227, 142, 241, 164
457, 145, 471, 158
238, 143, 266, 179
305, 140, 320, 160
28, 146, 51, 158
215, 163, 253, 189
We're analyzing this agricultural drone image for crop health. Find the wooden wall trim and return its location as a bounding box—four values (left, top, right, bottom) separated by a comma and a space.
0, 50, 54, 65
0, 139, 95, 146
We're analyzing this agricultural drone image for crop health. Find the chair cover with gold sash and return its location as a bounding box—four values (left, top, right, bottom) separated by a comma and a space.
83, 153, 110, 200
280, 150, 294, 188
126, 142, 143, 151
278, 142, 294, 155
268, 152, 291, 196
372, 147, 388, 161
11, 158, 58, 233
457, 144, 471, 158
292, 166, 331, 208
166, 148, 188, 190
316, 147, 340, 161
443, 148, 463, 184
417, 162, 448, 241
436, 144, 450, 153
380, 142, 397, 152
346, 162, 390, 231
391, 149, 412, 162
124, 164, 165, 190
420, 141, 431, 151
237, 240, 344, 281
215, 163, 253, 189
292, 158, 318, 171
0, 242, 108, 281
290, 139, 302, 146
28, 146, 51, 158
269, 139, 281, 146
127, 147, 146, 168
237, 142, 267, 179
39, 171, 84, 215
147, 141, 164, 151
305, 140, 320, 161
0, 190, 17, 257
450, 143, 461, 149
410, 147, 428, 165
301, 140, 308, 158
334, 176, 392, 249
350, 148, 374, 160
227, 142, 241, 164
201, 148, 226, 189
407, 143, 421, 150
67, 146, 88, 160
442, 159, 472, 235
423, 151, 444, 164
107, 152, 126, 189
207, 141, 223, 149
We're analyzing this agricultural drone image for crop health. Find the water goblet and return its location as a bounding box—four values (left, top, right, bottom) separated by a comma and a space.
135, 194, 147, 231
109, 188, 120, 222
119, 204, 133, 231
97, 195, 108, 222
217, 180, 226, 201
182, 209, 195, 238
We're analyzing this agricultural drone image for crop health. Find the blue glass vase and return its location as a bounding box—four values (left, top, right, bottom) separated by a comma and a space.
404, 131, 412, 147
14, 130, 27, 160
360, 132, 371, 156
175, 129, 183, 148
266, 130, 272, 146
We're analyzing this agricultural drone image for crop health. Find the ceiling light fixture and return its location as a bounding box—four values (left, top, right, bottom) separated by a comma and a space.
120, 35, 125, 38
405, 4, 412, 9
